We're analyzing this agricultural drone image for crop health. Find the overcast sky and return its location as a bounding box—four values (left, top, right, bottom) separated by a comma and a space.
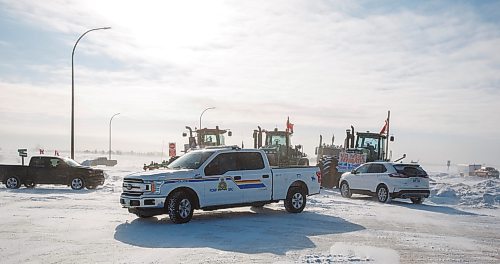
0, 0, 499, 166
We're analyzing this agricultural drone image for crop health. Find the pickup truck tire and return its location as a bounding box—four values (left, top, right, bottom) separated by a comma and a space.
340, 181, 352, 198
284, 187, 306, 213
5, 176, 21, 189
168, 191, 194, 224
70, 177, 85, 190
24, 181, 36, 188
410, 197, 424, 204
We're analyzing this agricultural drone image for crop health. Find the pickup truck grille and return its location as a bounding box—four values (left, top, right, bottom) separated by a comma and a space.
123, 178, 143, 183
122, 191, 143, 197
122, 178, 145, 196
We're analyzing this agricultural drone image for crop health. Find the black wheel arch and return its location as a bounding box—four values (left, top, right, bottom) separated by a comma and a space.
167, 187, 200, 209
289, 180, 308, 195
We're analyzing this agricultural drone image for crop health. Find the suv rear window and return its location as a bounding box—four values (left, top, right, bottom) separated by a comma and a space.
393, 164, 428, 177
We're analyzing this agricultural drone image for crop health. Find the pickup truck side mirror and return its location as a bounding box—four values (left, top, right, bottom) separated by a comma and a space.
351, 170, 357, 174
228, 131, 232, 137
182, 132, 187, 137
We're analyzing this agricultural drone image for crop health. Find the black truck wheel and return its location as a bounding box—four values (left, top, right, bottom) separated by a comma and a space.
284, 187, 307, 213
168, 191, 194, 224
5, 176, 21, 189
24, 181, 36, 188
70, 177, 85, 190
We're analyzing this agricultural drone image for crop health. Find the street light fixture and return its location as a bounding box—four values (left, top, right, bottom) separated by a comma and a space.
109, 113, 120, 160
71, 27, 111, 159
199, 107, 215, 130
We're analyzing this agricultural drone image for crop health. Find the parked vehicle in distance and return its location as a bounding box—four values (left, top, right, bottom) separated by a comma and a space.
339, 162, 430, 204
474, 167, 499, 178
120, 147, 321, 224
0, 156, 105, 190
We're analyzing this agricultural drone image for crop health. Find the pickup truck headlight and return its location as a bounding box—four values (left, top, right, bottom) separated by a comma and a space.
150, 181, 162, 194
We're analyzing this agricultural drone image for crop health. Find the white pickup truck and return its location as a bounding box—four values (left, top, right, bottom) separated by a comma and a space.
120, 147, 321, 223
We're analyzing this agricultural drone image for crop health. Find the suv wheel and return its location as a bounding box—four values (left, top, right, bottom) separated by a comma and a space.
168, 191, 194, 224
340, 181, 352, 198
376, 185, 391, 203
5, 176, 21, 189
410, 197, 424, 204
70, 177, 85, 190
284, 187, 306, 213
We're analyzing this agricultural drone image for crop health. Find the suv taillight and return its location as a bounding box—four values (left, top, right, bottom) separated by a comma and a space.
316, 171, 322, 183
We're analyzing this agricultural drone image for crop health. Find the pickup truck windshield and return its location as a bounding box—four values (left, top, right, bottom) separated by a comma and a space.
63, 158, 81, 167
167, 151, 215, 170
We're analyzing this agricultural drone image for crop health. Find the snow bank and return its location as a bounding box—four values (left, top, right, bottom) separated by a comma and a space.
429, 173, 500, 209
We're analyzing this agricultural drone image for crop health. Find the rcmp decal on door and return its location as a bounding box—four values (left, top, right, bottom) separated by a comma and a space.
209, 177, 266, 192
210, 177, 234, 192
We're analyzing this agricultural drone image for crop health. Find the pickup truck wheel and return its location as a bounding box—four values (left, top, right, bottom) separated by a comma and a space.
340, 181, 352, 198
410, 197, 424, 204
168, 191, 194, 224
376, 185, 391, 203
24, 181, 36, 188
284, 187, 306, 213
70, 177, 85, 190
5, 176, 21, 189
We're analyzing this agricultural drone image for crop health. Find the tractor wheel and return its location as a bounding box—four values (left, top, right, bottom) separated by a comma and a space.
318, 156, 334, 188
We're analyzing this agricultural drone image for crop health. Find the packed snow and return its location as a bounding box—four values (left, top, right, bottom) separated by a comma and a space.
0, 151, 499, 263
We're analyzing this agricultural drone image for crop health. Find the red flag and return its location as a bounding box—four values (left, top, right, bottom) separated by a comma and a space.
286, 117, 294, 133
380, 119, 388, 134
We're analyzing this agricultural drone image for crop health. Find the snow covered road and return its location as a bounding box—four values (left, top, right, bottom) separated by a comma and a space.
0, 165, 499, 263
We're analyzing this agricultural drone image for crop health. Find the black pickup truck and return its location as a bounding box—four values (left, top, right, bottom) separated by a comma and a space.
0, 156, 105, 190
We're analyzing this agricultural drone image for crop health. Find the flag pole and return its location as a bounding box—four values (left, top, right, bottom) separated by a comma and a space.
385, 110, 390, 161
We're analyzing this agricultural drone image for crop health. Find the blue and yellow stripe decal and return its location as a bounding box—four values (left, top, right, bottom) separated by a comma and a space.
234, 179, 266, 189
161, 177, 266, 189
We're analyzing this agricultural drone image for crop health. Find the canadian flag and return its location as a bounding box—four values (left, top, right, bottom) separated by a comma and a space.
380, 119, 388, 135
286, 117, 294, 134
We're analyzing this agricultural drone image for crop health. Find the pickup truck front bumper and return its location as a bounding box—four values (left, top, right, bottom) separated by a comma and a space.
120, 195, 165, 208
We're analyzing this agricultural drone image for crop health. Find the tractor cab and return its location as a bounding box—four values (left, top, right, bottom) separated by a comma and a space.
265, 129, 289, 147
345, 126, 392, 162
183, 126, 232, 152
253, 126, 308, 167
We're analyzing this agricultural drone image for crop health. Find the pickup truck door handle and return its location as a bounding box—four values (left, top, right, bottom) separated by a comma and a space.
262, 175, 269, 178
234, 176, 241, 180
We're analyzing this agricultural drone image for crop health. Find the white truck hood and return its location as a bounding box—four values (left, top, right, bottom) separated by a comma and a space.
125, 169, 198, 181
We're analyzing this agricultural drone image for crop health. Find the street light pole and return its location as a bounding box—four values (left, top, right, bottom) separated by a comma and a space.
199, 107, 215, 130
109, 113, 120, 160
71, 27, 111, 159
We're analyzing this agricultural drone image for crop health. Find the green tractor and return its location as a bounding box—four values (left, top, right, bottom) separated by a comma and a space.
316, 125, 394, 188
143, 125, 232, 171
253, 126, 309, 167
182, 125, 232, 152
315, 135, 342, 188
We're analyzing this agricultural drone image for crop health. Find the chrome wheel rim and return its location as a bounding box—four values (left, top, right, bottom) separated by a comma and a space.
71, 178, 83, 189
341, 183, 349, 196
291, 193, 304, 209
6, 178, 18, 188
378, 188, 387, 201
179, 198, 191, 218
